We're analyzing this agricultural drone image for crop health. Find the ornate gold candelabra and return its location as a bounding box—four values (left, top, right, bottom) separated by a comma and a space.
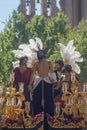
47, 72, 87, 128
0, 82, 43, 128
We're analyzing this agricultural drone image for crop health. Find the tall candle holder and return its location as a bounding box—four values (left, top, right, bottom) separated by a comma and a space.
62, 82, 68, 92
48, 72, 87, 129
0, 84, 44, 129
25, 101, 30, 117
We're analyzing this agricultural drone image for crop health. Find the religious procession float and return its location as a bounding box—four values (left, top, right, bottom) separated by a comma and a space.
0, 38, 87, 130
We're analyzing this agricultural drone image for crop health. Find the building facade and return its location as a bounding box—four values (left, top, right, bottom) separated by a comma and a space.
60, 0, 87, 27
18, 0, 58, 21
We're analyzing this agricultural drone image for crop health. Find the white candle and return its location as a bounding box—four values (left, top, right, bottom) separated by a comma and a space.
83, 83, 86, 92
64, 82, 68, 92
62, 84, 64, 92
7, 98, 11, 105
0, 98, 2, 106
68, 97, 72, 104
71, 72, 75, 81
12, 98, 15, 106
18, 98, 22, 106
55, 103, 60, 113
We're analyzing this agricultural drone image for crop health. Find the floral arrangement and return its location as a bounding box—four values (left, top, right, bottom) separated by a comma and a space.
1, 112, 44, 128
24, 112, 44, 128
46, 113, 86, 128
1, 117, 24, 128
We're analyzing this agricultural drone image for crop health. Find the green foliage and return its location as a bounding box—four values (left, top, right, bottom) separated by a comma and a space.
26, 15, 47, 42
0, 32, 13, 84
46, 13, 70, 60
0, 10, 26, 84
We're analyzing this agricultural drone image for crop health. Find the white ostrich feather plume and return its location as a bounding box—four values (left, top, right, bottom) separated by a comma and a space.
12, 50, 26, 58
12, 60, 19, 68
58, 40, 83, 74
29, 37, 43, 51
12, 37, 43, 68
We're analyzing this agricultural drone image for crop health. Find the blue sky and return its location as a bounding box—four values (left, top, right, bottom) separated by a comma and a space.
0, 0, 60, 32
0, 0, 20, 32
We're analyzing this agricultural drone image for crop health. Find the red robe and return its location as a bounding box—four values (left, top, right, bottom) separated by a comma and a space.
13, 67, 32, 102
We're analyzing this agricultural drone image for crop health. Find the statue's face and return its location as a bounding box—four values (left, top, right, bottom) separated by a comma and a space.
37, 50, 45, 60
55, 63, 61, 71
20, 58, 28, 67
21, 59, 26, 65
23, 57, 28, 63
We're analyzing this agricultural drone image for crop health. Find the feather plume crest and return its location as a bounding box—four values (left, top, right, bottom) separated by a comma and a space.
58, 40, 83, 74
12, 37, 43, 68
